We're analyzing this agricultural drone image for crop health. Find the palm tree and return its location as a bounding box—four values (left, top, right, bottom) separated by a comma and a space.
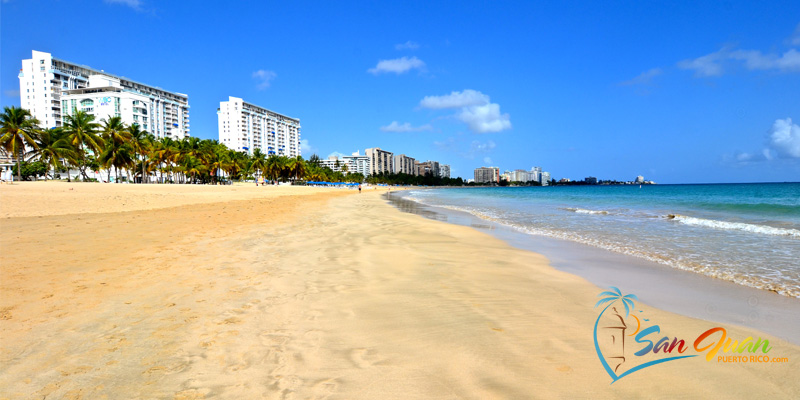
101, 116, 131, 146
128, 125, 150, 183
99, 138, 135, 182
266, 155, 285, 182
27, 128, 77, 181
181, 155, 206, 184
289, 156, 306, 181
0, 106, 41, 182
62, 111, 103, 180
250, 148, 267, 182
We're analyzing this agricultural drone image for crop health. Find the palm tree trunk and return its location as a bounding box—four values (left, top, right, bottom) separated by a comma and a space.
16, 148, 22, 182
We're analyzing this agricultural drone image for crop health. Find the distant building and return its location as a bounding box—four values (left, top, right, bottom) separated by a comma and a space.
393, 154, 416, 175
530, 166, 542, 182
585, 176, 598, 185
559, 178, 571, 183
218, 96, 301, 157
635, 175, 645, 184
365, 147, 394, 175
510, 169, 531, 182
474, 166, 500, 184
439, 164, 450, 178
319, 156, 347, 173
541, 171, 551, 186
416, 160, 440, 177
342, 151, 370, 176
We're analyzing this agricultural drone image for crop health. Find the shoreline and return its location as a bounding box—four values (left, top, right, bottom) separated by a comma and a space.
1, 182, 798, 398
387, 190, 800, 345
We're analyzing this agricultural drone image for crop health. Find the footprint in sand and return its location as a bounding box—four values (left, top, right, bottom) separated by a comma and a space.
311, 378, 339, 399
350, 348, 381, 369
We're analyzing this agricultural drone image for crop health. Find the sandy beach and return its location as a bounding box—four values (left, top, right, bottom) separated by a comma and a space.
1, 182, 798, 399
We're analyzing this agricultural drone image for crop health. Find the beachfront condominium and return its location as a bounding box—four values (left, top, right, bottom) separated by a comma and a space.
474, 166, 500, 183
343, 152, 370, 176
393, 154, 416, 175
19, 50, 190, 139
416, 160, 440, 177
365, 148, 393, 175
218, 96, 301, 157
440, 164, 450, 179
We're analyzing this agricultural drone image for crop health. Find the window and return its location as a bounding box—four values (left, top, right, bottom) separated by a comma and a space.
80, 99, 94, 106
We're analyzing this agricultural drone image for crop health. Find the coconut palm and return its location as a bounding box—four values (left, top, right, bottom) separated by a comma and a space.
128, 125, 150, 183
62, 111, 103, 180
101, 116, 131, 146
27, 128, 77, 181
181, 155, 206, 184
0, 106, 41, 182
288, 156, 306, 181
250, 148, 267, 182
98, 138, 135, 183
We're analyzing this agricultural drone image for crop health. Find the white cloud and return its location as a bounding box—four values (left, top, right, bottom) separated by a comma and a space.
470, 140, 496, 152
620, 68, 662, 86
380, 121, 433, 132
790, 23, 800, 46
678, 49, 726, 77
420, 89, 490, 109
727, 118, 800, 164
483, 157, 493, 165
327, 151, 347, 159
420, 90, 511, 133
104, 0, 142, 10
3, 89, 20, 98
300, 139, 315, 155
368, 56, 425, 75
768, 118, 800, 158
395, 41, 420, 50
252, 70, 277, 90
680, 43, 800, 78
729, 49, 800, 72
459, 104, 511, 133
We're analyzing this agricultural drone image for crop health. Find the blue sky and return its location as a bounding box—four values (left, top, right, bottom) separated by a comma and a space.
2, 0, 799, 183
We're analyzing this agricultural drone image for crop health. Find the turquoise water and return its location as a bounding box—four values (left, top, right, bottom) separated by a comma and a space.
405, 183, 800, 297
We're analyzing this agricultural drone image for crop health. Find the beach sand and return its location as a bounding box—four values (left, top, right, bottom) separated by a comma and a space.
1, 182, 798, 399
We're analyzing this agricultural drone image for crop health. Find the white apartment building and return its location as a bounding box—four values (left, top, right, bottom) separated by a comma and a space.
319, 156, 348, 173
218, 96, 301, 157
510, 169, 531, 182
365, 147, 393, 175
61, 75, 152, 132
19, 50, 189, 139
342, 152, 370, 176
440, 164, 451, 179
392, 154, 416, 175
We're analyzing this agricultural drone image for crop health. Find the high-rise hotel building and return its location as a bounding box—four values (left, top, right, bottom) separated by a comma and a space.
19, 50, 190, 139
218, 96, 301, 157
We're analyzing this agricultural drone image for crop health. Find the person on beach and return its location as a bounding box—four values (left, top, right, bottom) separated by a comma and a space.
358, 184, 362, 193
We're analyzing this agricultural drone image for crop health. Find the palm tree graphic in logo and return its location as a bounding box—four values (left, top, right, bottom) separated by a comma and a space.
593, 287, 696, 383
594, 287, 637, 375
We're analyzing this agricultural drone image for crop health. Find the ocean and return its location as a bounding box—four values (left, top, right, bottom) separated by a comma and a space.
403, 183, 800, 298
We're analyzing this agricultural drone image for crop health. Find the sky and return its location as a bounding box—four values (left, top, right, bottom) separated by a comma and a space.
1, 0, 799, 184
